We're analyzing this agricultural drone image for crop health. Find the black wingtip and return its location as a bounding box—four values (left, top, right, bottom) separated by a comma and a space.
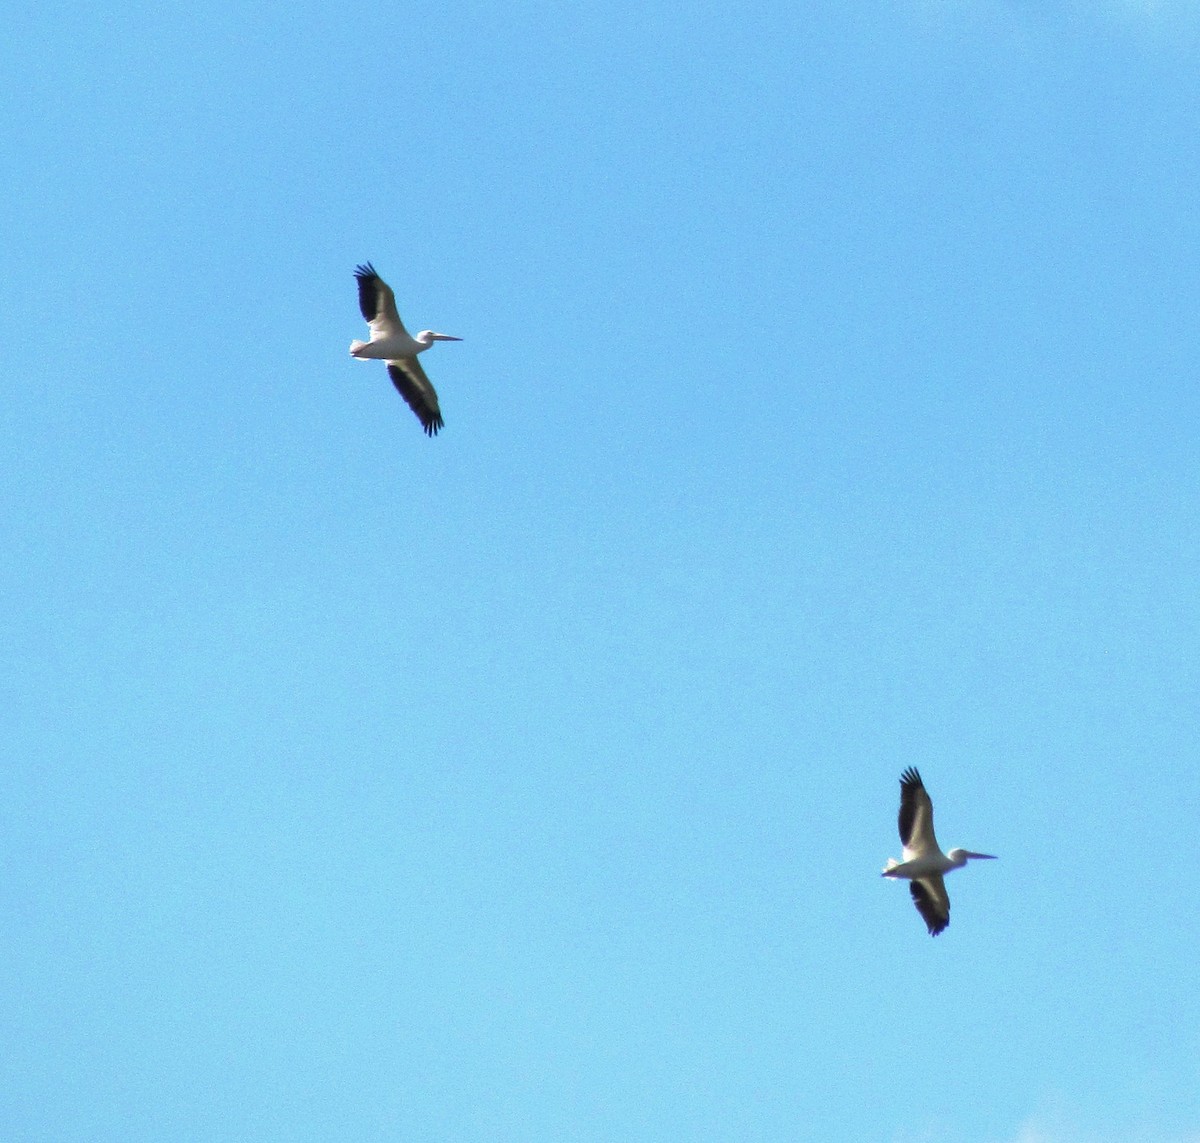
900, 767, 923, 788
909, 881, 949, 936
355, 262, 377, 281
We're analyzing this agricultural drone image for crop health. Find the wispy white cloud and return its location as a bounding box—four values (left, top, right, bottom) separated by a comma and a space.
997, 1115, 1200, 1143
893, 1112, 1200, 1143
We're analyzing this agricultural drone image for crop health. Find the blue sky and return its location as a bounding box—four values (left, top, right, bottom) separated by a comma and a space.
2, 2, 1199, 1140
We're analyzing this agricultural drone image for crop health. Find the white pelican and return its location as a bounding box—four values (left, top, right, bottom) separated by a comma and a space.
349, 263, 461, 437
882, 768, 996, 936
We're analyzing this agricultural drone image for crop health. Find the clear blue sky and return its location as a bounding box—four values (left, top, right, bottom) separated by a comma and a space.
2, 2, 1198, 1140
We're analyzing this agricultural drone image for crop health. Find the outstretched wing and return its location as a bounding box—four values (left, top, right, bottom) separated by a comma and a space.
910, 875, 950, 936
387, 359, 444, 437
898, 767, 940, 858
355, 263, 409, 339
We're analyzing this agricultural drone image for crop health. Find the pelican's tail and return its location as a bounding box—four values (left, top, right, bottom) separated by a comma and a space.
881, 858, 901, 877
349, 339, 369, 357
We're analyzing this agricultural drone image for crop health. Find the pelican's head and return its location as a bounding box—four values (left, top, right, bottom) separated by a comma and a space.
418, 330, 463, 346
948, 848, 998, 866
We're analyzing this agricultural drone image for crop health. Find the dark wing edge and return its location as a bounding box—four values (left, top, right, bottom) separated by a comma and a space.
909, 877, 949, 937
897, 767, 927, 848
355, 263, 381, 322
387, 362, 444, 438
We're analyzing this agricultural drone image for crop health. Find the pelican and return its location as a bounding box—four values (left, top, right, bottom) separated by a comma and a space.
882, 768, 996, 936
349, 263, 461, 437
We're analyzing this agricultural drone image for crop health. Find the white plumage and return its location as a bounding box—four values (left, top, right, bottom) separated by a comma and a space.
349, 263, 461, 437
882, 768, 996, 936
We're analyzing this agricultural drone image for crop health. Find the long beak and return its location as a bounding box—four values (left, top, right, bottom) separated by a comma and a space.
964, 852, 998, 860
431, 333, 462, 342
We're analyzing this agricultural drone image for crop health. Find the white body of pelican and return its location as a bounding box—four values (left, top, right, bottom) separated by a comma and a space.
349, 262, 461, 437
882, 768, 996, 936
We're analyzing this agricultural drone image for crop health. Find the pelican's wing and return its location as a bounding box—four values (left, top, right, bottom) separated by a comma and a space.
898, 767, 940, 858
355, 263, 409, 339
387, 359, 444, 437
909, 875, 950, 936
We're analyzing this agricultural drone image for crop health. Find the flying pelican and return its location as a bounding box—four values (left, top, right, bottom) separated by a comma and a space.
349, 263, 461, 437
882, 768, 996, 936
